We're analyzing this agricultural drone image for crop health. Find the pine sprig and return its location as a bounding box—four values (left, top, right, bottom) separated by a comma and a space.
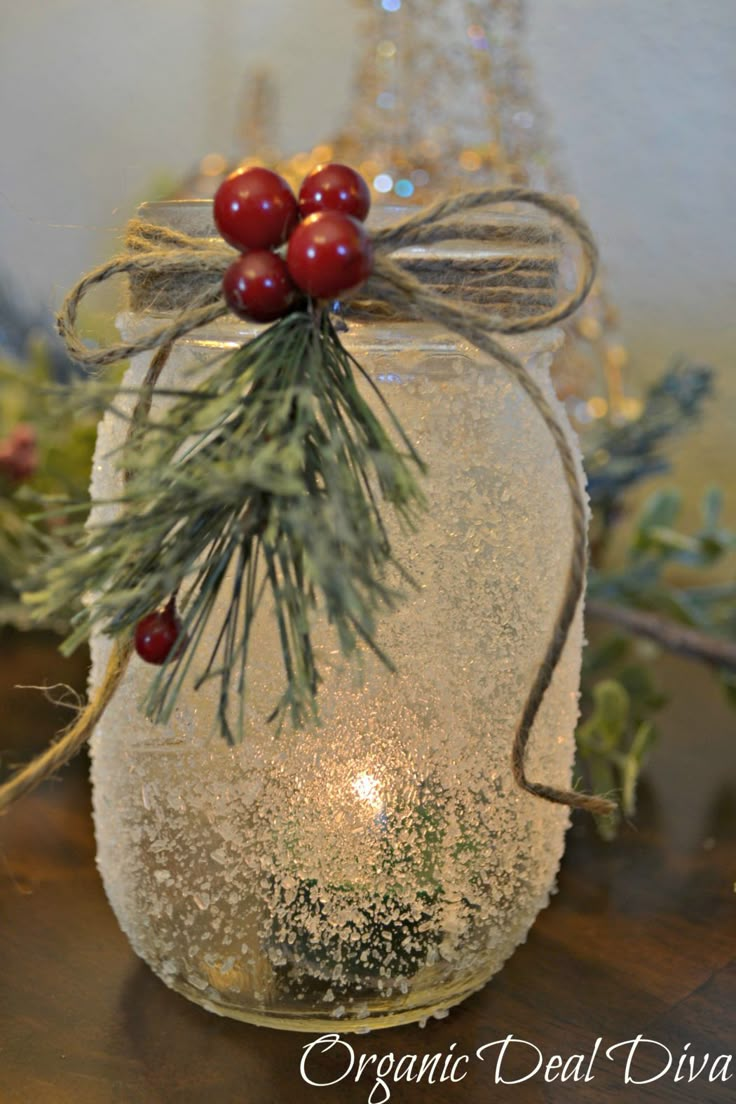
24, 311, 427, 741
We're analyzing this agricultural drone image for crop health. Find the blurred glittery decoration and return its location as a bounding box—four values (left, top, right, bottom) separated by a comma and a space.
306, 0, 636, 416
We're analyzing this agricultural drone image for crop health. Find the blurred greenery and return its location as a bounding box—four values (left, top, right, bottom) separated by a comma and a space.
577, 361, 735, 837
0, 338, 98, 630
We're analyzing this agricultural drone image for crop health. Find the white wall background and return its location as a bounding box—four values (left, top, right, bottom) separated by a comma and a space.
1, 0, 734, 396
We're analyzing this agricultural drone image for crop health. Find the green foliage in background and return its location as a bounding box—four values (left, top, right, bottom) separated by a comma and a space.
0, 339, 97, 630
577, 361, 736, 837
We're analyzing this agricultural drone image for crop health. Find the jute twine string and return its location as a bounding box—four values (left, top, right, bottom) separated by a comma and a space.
1, 186, 615, 817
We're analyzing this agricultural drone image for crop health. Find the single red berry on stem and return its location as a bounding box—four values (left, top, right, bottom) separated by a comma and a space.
299, 163, 371, 222
214, 167, 299, 251
287, 212, 374, 299
135, 600, 183, 666
223, 251, 297, 322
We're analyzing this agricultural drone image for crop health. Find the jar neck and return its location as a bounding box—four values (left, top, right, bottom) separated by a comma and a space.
131, 199, 561, 325
117, 311, 564, 373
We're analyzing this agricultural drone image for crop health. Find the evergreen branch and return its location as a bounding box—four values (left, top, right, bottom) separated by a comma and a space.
586, 599, 736, 672
23, 311, 426, 741
585, 358, 713, 511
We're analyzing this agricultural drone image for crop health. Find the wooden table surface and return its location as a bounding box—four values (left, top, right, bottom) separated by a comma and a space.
1, 628, 734, 1104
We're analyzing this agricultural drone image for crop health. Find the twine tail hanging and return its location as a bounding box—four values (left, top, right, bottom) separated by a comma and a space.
0, 186, 615, 818
0, 640, 132, 810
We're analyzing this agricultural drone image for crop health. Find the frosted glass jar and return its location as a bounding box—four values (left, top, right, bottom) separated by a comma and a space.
89, 201, 585, 1032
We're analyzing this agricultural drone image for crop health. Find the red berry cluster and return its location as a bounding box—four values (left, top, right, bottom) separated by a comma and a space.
213, 163, 373, 322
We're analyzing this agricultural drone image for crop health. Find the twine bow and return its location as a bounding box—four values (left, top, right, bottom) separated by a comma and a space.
2, 187, 614, 818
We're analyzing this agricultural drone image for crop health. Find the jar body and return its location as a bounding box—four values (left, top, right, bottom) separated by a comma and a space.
89, 311, 584, 1032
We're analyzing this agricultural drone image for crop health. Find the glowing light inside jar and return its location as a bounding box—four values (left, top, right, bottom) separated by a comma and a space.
352, 771, 383, 812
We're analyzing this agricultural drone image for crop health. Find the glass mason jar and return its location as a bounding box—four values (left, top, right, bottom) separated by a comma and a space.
88, 200, 585, 1032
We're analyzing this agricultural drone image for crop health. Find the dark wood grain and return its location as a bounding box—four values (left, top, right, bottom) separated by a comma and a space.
1, 627, 734, 1104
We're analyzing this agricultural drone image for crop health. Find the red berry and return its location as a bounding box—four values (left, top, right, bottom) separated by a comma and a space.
135, 603, 183, 665
213, 167, 299, 251
286, 212, 374, 299
299, 163, 371, 222
0, 423, 38, 484
223, 251, 297, 322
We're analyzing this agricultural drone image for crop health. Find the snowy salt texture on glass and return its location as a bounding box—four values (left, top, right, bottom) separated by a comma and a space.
89, 318, 584, 1032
